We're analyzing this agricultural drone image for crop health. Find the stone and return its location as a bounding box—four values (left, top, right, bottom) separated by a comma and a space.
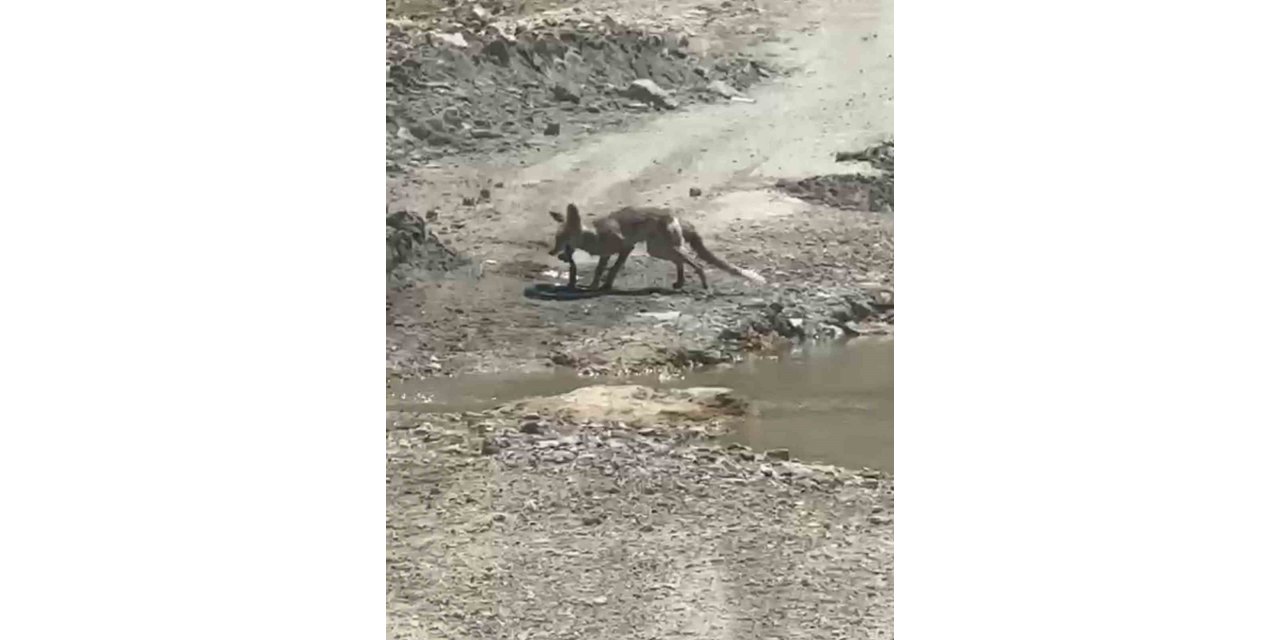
582, 515, 603, 526
846, 297, 877, 321
482, 39, 511, 65
470, 128, 502, 139
424, 130, 458, 147
552, 83, 582, 103
689, 187, 703, 197
548, 450, 576, 464
706, 79, 741, 98
433, 32, 469, 48
626, 79, 679, 109
544, 122, 561, 136
407, 124, 432, 140
765, 448, 791, 461
519, 420, 546, 434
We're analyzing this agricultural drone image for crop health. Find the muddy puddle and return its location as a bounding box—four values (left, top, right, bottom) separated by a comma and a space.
388, 337, 893, 471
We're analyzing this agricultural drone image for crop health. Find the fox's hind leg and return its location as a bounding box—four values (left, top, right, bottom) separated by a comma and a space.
650, 245, 706, 290
683, 254, 708, 289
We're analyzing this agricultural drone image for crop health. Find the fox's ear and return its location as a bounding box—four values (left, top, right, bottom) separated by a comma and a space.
566, 203, 580, 224
549, 210, 564, 223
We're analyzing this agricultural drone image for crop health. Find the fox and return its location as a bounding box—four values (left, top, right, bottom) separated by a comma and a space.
547, 203, 766, 291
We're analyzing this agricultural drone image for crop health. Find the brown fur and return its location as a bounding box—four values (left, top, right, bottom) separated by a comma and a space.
548, 203, 766, 290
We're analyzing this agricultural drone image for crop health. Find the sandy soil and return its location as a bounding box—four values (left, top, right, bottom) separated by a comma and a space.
386, 0, 895, 636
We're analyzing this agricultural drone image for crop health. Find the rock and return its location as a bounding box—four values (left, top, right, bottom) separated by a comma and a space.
519, 420, 546, 434
407, 124, 433, 141
841, 321, 861, 336
835, 151, 858, 162
424, 130, 459, 147
482, 39, 511, 65
470, 128, 502, 139
689, 187, 703, 197
548, 450, 576, 464
637, 310, 681, 322
846, 297, 877, 321
582, 515, 603, 526
479, 188, 491, 201
440, 108, 464, 128
544, 122, 561, 136
765, 448, 791, 461
480, 437, 500, 455
552, 83, 582, 103
706, 79, 741, 98
462, 197, 476, 206
432, 32, 469, 48
626, 79, 679, 110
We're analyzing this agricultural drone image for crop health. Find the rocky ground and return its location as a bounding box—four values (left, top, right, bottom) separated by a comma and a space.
386, 0, 781, 173
388, 387, 894, 639
387, 0, 894, 636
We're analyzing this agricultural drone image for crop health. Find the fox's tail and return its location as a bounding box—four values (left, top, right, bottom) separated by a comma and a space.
682, 225, 767, 284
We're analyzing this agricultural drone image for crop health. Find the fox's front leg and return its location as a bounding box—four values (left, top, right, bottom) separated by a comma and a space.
589, 254, 612, 289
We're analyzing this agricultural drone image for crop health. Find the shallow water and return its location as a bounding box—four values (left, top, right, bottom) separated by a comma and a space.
387, 337, 894, 471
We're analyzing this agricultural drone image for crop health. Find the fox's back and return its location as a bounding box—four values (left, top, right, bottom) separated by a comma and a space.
594, 206, 677, 241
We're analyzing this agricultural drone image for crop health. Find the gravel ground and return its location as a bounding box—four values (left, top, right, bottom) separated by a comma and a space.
387, 391, 894, 639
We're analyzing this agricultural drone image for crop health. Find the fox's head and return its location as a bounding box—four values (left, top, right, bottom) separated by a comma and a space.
547, 203, 583, 257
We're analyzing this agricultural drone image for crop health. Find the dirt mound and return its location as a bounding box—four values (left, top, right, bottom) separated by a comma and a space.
505, 384, 748, 430
386, 17, 772, 168
777, 140, 894, 212
386, 209, 465, 275
776, 173, 894, 212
